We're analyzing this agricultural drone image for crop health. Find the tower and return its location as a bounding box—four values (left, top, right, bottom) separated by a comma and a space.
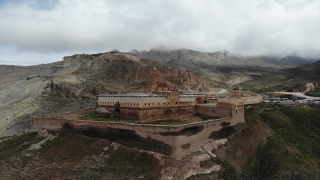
151, 67, 157, 92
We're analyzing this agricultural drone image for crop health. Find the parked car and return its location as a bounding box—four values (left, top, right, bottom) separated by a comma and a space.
306, 100, 313, 105
313, 100, 320, 104
272, 98, 281, 103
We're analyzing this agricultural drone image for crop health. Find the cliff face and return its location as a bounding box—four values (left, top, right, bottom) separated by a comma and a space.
0, 52, 201, 137
56, 52, 200, 96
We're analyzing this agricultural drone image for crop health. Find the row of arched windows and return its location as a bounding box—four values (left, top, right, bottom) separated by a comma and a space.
100, 101, 195, 107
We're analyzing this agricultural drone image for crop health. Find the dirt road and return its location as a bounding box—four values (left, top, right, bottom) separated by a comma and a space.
274, 92, 320, 100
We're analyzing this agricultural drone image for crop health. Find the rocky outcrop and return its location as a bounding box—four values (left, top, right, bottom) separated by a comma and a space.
57, 52, 202, 97
160, 154, 221, 180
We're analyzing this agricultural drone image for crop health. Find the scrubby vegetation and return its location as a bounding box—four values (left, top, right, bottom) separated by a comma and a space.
1, 103, 319, 179
0, 132, 161, 179
194, 103, 320, 180
0, 132, 44, 161
80, 112, 136, 123
242, 104, 320, 179
240, 75, 306, 93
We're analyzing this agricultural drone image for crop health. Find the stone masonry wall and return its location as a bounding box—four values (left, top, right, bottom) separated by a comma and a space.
32, 115, 245, 159
195, 106, 232, 118
105, 106, 195, 122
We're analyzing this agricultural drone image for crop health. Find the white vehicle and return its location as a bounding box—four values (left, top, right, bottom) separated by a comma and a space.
280, 100, 287, 104
295, 100, 304, 104
287, 100, 294, 104
272, 98, 281, 103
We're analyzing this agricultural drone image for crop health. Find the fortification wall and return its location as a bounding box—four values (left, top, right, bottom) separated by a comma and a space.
104, 106, 195, 122
195, 106, 231, 118
230, 109, 245, 122
32, 116, 245, 159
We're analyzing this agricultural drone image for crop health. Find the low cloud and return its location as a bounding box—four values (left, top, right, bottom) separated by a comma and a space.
0, 0, 319, 65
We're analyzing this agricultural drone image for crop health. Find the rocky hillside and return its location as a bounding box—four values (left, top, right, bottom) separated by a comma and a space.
240, 60, 320, 93
0, 51, 201, 137
284, 60, 320, 81
131, 48, 315, 71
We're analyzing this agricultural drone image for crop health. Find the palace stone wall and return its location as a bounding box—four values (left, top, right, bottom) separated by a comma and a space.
32, 116, 245, 159
105, 106, 195, 122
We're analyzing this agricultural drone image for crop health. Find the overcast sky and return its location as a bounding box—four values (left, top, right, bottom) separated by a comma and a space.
0, 0, 319, 65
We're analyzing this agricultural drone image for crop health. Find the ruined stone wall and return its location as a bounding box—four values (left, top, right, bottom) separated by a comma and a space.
104, 106, 195, 122
32, 116, 245, 159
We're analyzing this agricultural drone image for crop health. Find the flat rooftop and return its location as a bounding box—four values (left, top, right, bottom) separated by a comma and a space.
195, 103, 217, 107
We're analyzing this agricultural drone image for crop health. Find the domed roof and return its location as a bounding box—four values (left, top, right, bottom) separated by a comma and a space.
157, 81, 174, 89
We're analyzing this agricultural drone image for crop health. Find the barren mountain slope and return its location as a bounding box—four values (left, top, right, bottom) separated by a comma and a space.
131, 48, 318, 88
0, 52, 201, 137
131, 48, 315, 70
239, 60, 320, 93
284, 60, 320, 80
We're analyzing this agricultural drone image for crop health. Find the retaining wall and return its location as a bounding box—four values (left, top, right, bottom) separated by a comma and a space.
105, 106, 195, 122
195, 106, 231, 117
32, 115, 245, 159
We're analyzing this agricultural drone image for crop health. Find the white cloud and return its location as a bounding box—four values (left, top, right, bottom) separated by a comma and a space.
0, 0, 319, 65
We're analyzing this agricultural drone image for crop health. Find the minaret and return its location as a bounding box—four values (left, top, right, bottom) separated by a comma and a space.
151, 67, 157, 92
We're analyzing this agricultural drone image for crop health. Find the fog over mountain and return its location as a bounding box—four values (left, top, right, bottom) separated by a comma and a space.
0, 0, 319, 65
131, 48, 317, 70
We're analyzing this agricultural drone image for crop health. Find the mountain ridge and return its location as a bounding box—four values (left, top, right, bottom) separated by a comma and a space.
130, 48, 317, 70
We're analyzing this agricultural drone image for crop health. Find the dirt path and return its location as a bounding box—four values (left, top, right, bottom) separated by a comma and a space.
274, 92, 320, 100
